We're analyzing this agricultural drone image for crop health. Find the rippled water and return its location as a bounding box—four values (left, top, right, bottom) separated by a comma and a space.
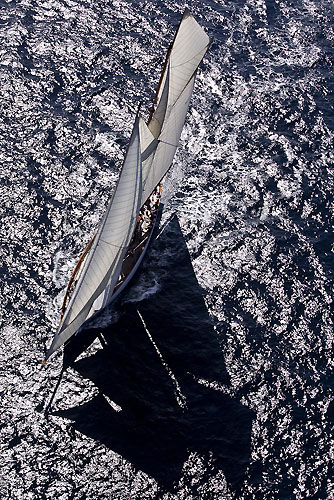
1, 0, 333, 498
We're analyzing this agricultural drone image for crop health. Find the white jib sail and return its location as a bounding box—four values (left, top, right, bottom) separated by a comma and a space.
140, 10, 210, 205
46, 115, 145, 359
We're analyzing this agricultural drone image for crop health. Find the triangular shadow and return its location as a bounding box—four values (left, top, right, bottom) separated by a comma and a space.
55, 216, 254, 491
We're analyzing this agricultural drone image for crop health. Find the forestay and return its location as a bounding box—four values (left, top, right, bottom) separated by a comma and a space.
141, 10, 210, 205
45, 116, 145, 360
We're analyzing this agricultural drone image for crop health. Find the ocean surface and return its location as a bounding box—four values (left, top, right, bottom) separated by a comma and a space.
1, 0, 333, 498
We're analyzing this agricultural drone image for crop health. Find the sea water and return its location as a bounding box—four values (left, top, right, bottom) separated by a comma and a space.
0, 1, 333, 498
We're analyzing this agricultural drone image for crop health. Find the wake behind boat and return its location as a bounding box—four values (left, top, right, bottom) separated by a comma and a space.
44, 9, 210, 362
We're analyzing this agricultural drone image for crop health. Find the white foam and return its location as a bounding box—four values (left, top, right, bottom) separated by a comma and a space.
122, 275, 160, 304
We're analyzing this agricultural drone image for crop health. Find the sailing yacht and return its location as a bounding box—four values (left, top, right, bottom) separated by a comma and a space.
44, 9, 210, 362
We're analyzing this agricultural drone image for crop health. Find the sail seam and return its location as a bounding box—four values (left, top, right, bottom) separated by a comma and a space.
158, 139, 178, 148
99, 239, 128, 249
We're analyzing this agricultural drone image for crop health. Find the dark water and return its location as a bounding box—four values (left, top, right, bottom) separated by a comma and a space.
1, 0, 333, 498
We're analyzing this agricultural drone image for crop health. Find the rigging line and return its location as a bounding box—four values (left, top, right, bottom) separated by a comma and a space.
136, 309, 187, 409
124, 235, 149, 257
157, 139, 178, 148
99, 239, 128, 249
166, 70, 196, 109
171, 45, 210, 69
44, 365, 65, 415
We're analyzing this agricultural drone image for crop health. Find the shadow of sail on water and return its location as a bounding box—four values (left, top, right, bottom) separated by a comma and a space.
57, 217, 254, 490
45, 10, 210, 361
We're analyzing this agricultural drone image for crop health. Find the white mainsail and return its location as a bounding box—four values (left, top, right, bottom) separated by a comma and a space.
45, 10, 209, 361
141, 10, 210, 204
46, 115, 146, 359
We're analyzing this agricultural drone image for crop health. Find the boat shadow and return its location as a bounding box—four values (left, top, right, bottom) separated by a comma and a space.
54, 216, 254, 492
